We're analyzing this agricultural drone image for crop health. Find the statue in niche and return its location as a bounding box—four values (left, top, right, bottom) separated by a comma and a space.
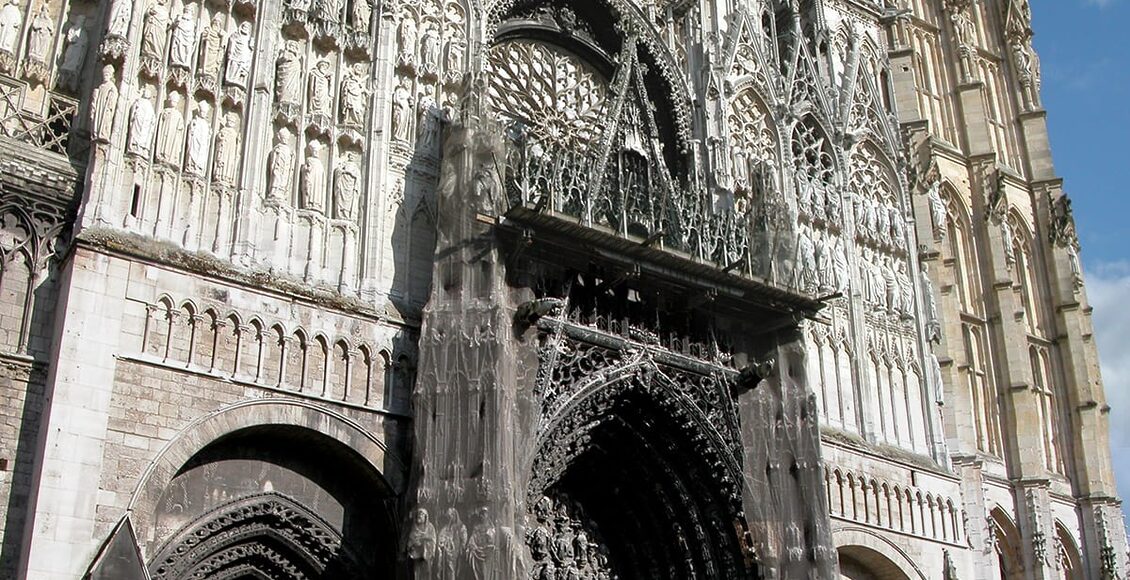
397, 14, 417, 66
928, 352, 945, 405
860, 248, 876, 304
927, 179, 947, 238
391, 77, 413, 142
275, 40, 304, 106
406, 507, 437, 565
168, 4, 196, 70
140, 0, 170, 69
212, 112, 241, 186
815, 232, 832, 291
731, 146, 748, 189
300, 139, 326, 211
420, 22, 440, 74
921, 265, 940, 342
897, 262, 913, 317
832, 238, 849, 293
350, 0, 371, 29
1000, 218, 1015, 267
90, 64, 119, 143
224, 21, 252, 88
126, 87, 157, 157
333, 150, 361, 220
155, 91, 185, 166
471, 155, 502, 215
57, 17, 89, 92
882, 256, 897, 312
417, 93, 440, 152
465, 507, 495, 580
308, 59, 333, 119
0, 0, 20, 56
25, 3, 52, 65
185, 100, 212, 176
796, 227, 816, 293
435, 507, 466, 580
876, 202, 891, 244
442, 38, 463, 83
196, 13, 226, 89
106, 0, 131, 38
267, 127, 295, 201
890, 205, 905, 242
340, 62, 369, 126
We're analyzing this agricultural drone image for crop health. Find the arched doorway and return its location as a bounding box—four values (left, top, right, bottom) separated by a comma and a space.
144, 424, 398, 579
528, 355, 751, 579
837, 545, 912, 580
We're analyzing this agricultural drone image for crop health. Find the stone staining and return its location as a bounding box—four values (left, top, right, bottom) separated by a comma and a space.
57, 16, 89, 93
90, 64, 119, 144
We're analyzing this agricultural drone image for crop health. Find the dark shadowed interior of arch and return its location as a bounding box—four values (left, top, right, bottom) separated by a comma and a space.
837, 545, 911, 580
535, 390, 750, 579
147, 425, 397, 580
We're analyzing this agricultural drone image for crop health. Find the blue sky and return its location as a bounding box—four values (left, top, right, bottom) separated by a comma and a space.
1033, 1, 1130, 528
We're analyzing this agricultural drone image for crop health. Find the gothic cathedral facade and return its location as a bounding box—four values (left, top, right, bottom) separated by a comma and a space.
0, 0, 1122, 577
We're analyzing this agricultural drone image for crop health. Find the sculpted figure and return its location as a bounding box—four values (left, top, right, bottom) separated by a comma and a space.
275, 40, 304, 106
397, 15, 417, 65
876, 202, 891, 243
417, 94, 440, 151
391, 77, 412, 141
268, 127, 295, 201
320, 0, 342, 21
168, 4, 196, 69
212, 112, 241, 186
58, 17, 89, 91
90, 64, 119, 143
796, 227, 816, 292
301, 140, 326, 211
435, 507, 466, 580
815, 232, 832, 290
126, 87, 157, 157
465, 507, 495, 580
224, 21, 253, 87
308, 59, 333, 118
140, 0, 171, 65
25, 3, 52, 64
443, 39, 463, 80
0, 0, 20, 54
927, 179, 946, 237
921, 266, 941, 342
832, 238, 849, 293
333, 150, 361, 220
185, 100, 213, 176
155, 91, 185, 165
421, 22, 440, 73
471, 158, 501, 214
882, 257, 897, 312
197, 14, 226, 85
340, 63, 369, 126
106, 0, 131, 37
350, 0, 371, 28
406, 507, 437, 563
897, 262, 913, 317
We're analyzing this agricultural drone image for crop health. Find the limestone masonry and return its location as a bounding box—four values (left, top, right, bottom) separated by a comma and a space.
0, 0, 1123, 577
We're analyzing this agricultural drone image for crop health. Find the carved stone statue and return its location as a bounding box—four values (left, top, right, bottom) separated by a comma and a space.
465, 507, 496, 580
106, 0, 131, 38
350, 0, 371, 29
168, 4, 196, 70
0, 0, 21, 55
155, 91, 185, 166
308, 59, 333, 119
224, 21, 253, 88
921, 266, 941, 342
391, 77, 413, 141
897, 262, 913, 317
212, 112, 241, 186
301, 140, 327, 211
140, 0, 171, 69
275, 40, 304, 106
196, 14, 226, 88
126, 87, 157, 158
57, 17, 89, 92
268, 127, 295, 201
929, 352, 945, 405
25, 3, 52, 65
832, 238, 849, 293
406, 507, 437, 565
796, 227, 816, 292
471, 157, 502, 215
421, 22, 440, 74
435, 507, 466, 580
397, 15, 417, 66
185, 100, 213, 176
927, 179, 947, 238
340, 63, 369, 126
90, 64, 119, 143
442, 39, 463, 83
882, 257, 897, 312
333, 151, 361, 220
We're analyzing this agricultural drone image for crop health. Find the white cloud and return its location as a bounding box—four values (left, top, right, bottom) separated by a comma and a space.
1084, 0, 1117, 7
1084, 261, 1130, 529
